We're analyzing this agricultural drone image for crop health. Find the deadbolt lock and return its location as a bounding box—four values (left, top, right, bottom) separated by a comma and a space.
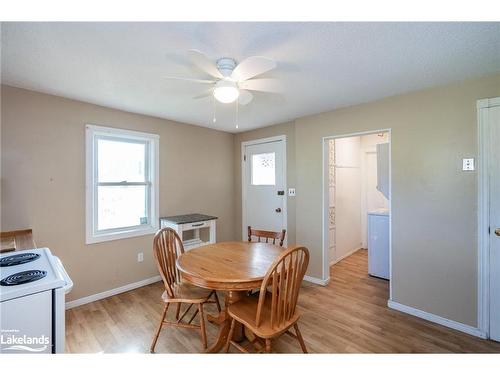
495, 228, 500, 237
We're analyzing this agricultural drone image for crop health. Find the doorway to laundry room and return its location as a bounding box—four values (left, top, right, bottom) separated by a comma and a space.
324, 130, 391, 288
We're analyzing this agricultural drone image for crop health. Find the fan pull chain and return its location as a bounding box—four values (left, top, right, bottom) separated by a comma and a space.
212, 94, 217, 123
235, 100, 239, 129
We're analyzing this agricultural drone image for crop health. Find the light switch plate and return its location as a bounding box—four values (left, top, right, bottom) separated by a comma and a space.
288, 188, 296, 196
462, 158, 475, 171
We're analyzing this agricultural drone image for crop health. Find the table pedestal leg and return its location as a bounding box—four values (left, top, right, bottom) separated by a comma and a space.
205, 290, 245, 353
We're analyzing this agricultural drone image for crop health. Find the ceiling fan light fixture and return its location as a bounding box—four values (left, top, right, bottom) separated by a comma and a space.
213, 80, 239, 104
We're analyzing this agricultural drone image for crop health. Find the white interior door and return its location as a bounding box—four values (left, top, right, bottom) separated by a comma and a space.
489, 104, 500, 342
243, 139, 286, 242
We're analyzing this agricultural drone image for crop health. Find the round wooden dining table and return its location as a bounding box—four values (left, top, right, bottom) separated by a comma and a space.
176, 241, 285, 353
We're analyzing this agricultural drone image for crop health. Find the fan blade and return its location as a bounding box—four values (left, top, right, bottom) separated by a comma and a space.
163, 76, 215, 84
193, 89, 213, 99
188, 49, 223, 79
238, 78, 282, 93
231, 56, 276, 82
238, 90, 253, 105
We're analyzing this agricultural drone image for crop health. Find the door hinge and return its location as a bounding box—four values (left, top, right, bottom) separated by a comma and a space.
489, 226, 491, 234
244, 154, 246, 161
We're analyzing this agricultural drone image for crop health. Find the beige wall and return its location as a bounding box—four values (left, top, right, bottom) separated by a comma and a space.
233, 121, 296, 244
0, 85, 235, 301
333, 136, 362, 263
293, 72, 500, 327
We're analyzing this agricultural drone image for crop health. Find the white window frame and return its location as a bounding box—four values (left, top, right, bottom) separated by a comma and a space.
85, 124, 159, 244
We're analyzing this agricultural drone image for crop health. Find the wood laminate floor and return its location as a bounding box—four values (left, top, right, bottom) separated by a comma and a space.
65, 249, 500, 353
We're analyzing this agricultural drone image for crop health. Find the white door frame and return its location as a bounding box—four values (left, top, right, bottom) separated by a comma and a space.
322, 129, 392, 299
241, 135, 287, 241
477, 96, 500, 339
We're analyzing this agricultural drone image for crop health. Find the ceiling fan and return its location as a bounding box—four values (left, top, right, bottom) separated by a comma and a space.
164, 50, 282, 105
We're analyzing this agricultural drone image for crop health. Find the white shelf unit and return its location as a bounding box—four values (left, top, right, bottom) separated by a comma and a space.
160, 215, 217, 251
328, 139, 336, 263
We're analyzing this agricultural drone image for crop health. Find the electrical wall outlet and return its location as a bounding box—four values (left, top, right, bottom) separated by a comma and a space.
462, 158, 475, 171
137, 252, 144, 263
288, 188, 296, 196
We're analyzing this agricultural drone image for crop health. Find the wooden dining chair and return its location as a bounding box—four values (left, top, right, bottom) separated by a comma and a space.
150, 227, 221, 353
224, 246, 310, 353
248, 226, 286, 247
247, 226, 287, 296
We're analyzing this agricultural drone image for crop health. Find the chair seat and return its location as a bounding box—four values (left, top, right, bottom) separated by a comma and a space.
227, 292, 300, 339
161, 282, 212, 303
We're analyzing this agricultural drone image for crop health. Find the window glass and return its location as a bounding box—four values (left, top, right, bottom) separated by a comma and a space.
251, 152, 276, 185
98, 138, 146, 182
97, 185, 147, 231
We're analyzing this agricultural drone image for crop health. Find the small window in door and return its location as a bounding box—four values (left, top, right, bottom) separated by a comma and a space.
251, 152, 276, 185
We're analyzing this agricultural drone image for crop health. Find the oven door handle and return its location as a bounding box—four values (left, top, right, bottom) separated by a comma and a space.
54, 256, 74, 294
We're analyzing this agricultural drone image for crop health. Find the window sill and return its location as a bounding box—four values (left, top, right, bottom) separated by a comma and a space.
86, 226, 158, 245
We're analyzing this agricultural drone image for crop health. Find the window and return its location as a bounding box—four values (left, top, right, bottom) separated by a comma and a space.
251, 152, 276, 185
86, 125, 159, 244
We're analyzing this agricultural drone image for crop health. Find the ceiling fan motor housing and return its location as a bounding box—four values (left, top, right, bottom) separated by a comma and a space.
216, 57, 237, 77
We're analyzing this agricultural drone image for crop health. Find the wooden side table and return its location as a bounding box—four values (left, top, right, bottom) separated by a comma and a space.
160, 213, 217, 251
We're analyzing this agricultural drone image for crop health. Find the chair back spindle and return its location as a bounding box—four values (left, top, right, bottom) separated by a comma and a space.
153, 228, 185, 298
255, 246, 309, 328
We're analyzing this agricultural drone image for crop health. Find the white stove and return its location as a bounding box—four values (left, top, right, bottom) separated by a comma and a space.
0, 248, 73, 354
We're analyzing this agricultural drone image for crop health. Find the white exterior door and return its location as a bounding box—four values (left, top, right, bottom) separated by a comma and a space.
243, 139, 286, 241
489, 103, 500, 342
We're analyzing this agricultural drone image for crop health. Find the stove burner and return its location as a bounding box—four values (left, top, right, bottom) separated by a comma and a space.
0, 253, 40, 267
0, 270, 47, 286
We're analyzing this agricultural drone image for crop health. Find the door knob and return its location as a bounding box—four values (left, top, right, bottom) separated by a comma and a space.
275, 208, 282, 213
495, 228, 500, 237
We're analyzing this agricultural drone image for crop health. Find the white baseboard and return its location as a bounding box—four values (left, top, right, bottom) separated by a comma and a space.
387, 300, 487, 339
330, 247, 364, 266
67, 273, 330, 309
65, 275, 162, 310
303, 275, 330, 286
